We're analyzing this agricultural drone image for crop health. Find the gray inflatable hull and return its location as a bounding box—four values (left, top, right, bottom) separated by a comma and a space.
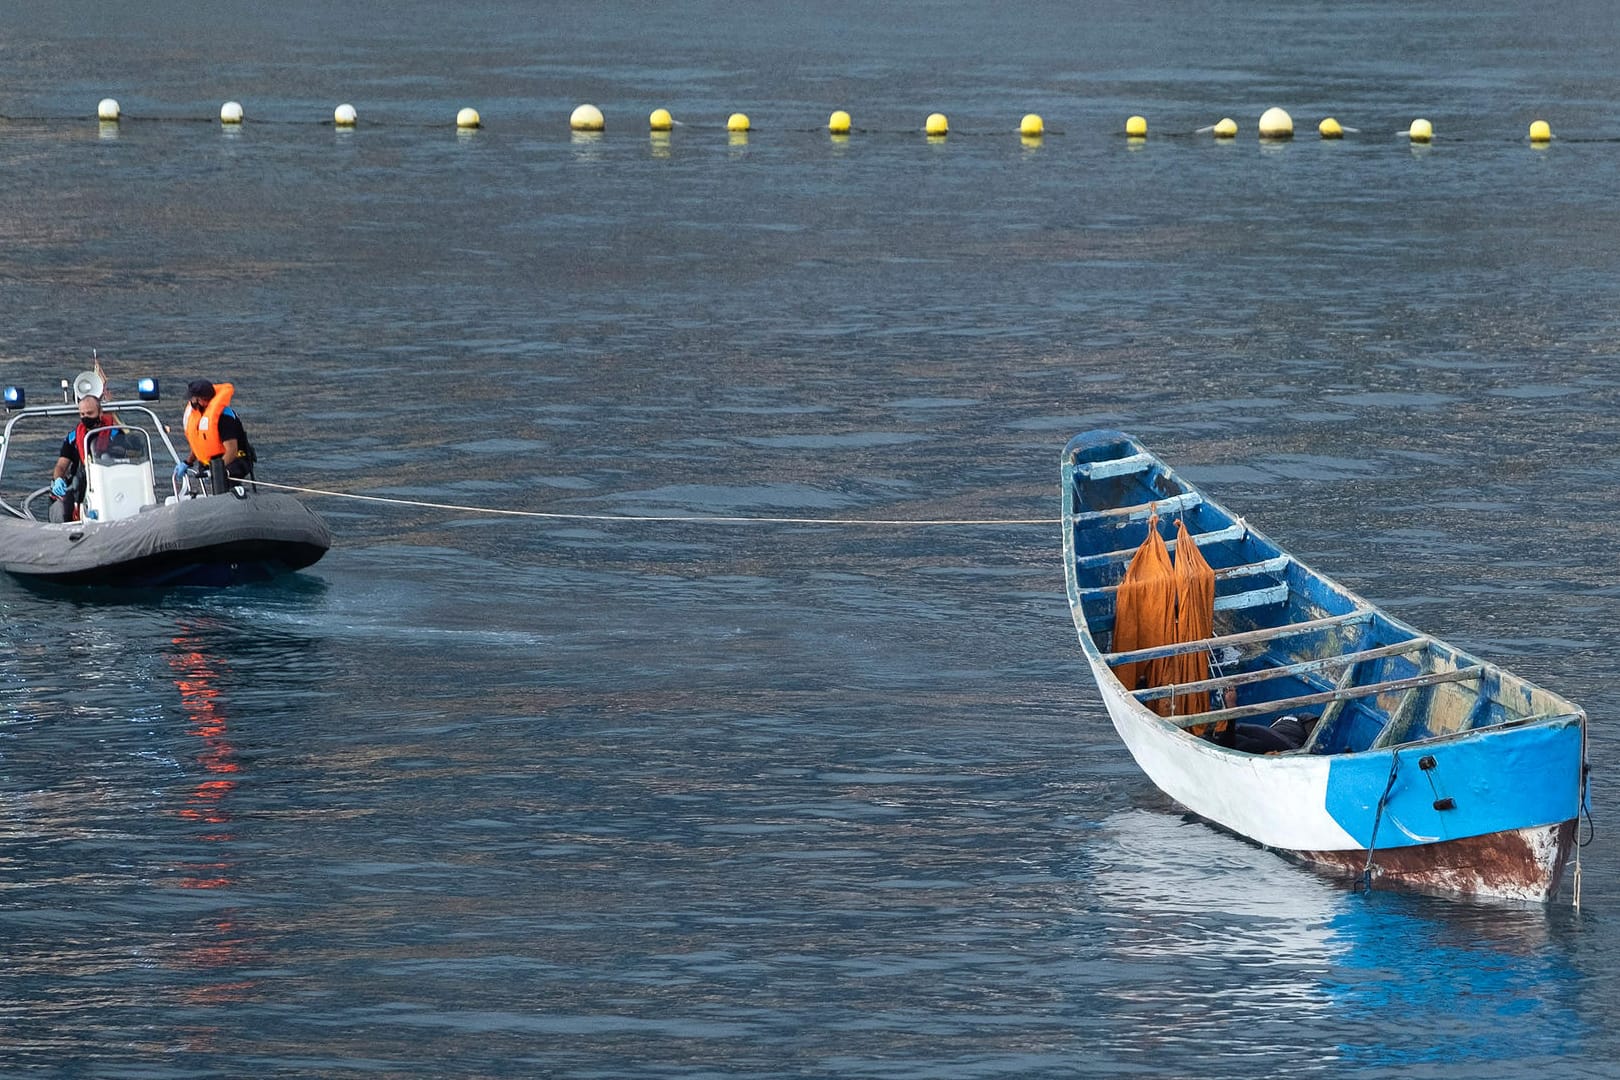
0, 491, 331, 587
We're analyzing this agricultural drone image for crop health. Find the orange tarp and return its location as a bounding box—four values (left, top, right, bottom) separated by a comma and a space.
1111, 514, 1218, 719
1111, 515, 1175, 696
1164, 519, 1214, 716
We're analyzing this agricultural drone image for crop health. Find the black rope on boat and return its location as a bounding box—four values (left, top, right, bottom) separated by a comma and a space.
1579, 762, 1596, 849
1359, 750, 1402, 894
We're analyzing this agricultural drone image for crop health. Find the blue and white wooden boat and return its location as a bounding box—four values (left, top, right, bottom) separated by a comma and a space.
1063, 430, 1589, 903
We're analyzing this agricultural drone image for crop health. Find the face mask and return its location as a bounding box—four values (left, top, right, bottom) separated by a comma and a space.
80, 415, 103, 428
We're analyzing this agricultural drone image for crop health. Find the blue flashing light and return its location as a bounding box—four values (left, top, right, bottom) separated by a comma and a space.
137, 377, 160, 401
2, 386, 23, 410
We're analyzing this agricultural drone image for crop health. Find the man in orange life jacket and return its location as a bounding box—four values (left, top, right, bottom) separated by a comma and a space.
49, 394, 110, 521
176, 379, 255, 491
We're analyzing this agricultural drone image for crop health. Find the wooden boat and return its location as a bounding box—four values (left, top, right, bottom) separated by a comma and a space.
1062, 430, 1589, 903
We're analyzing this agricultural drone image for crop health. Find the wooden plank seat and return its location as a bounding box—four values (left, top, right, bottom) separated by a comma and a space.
1166, 666, 1486, 730
1103, 610, 1373, 667
1073, 452, 1155, 480
1076, 555, 1291, 598
1130, 637, 1432, 703
1071, 491, 1201, 526
1073, 521, 1247, 569
1087, 582, 1292, 637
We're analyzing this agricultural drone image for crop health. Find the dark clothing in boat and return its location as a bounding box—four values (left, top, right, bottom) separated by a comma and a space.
212, 410, 254, 480
53, 418, 121, 521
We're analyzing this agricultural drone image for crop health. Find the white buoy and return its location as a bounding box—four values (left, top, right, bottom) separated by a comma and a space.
1408, 117, 1433, 143
220, 101, 243, 124
456, 107, 481, 129
1258, 107, 1294, 139
570, 103, 605, 131
97, 98, 120, 122
333, 103, 357, 127
1212, 117, 1238, 138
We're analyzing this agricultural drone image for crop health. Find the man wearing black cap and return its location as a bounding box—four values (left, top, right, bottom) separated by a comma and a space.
177, 379, 255, 490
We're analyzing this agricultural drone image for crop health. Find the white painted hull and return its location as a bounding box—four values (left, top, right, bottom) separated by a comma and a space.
1086, 643, 1576, 903
1089, 651, 1356, 851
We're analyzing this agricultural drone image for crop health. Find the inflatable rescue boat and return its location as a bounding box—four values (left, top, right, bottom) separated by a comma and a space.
0, 374, 330, 587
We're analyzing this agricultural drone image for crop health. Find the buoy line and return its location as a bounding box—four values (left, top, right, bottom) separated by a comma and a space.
243, 477, 1057, 527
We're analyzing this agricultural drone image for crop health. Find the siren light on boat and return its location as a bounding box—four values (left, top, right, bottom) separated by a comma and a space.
2, 386, 23, 410
137, 377, 160, 401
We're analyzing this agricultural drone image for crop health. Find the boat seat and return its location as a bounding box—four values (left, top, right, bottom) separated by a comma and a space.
1086, 581, 1291, 635
1077, 555, 1290, 598
1073, 521, 1247, 569
1103, 610, 1373, 667
1167, 666, 1486, 730
1073, 452, 1154, 480
1130, 637, 1431, 704
1071, 491, 1201, 526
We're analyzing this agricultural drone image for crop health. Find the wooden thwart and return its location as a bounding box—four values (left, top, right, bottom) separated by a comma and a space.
1132, 637, 1432, 703
1167, 666, 1486, 729
1073, 453, 1154, 480
1071, 491, 1201, 525
1074, 521, 1246, 568
1078, 555, 1290, 598
1104, 610, 1371, 667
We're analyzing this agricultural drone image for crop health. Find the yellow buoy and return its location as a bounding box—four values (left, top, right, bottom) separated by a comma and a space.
220, 101, 244, 124
1318, 117, 1343, 139
1258, 107, 1293, 139
1529, 119, 1551, 143
1020, 113, 1044, 137
570, 103, 605, 131
727, 112, 750, 132
1125, 115, 1147, 138
97, 98, 120, 122
1408, 118, 1433, 143
828, 109, 851, 134
456, 107, 481, 129
649, 108, 674, 131
1212, 117, 1237, 138
333, 103, 357, 127
925, 112, 948, 136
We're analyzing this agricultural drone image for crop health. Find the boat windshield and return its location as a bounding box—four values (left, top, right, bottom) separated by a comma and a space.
81, 425, 152, 466
0, 402, 182, 522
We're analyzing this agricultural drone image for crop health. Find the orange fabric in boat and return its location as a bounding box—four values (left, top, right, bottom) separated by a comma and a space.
1111, 514, 1177, 697
1164, 519, 1215, 717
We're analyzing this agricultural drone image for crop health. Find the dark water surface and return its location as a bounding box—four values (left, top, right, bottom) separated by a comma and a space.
5, 3, 1620, 1077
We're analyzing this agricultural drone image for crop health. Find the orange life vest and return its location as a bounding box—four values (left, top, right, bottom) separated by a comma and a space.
184, 383, 235, 464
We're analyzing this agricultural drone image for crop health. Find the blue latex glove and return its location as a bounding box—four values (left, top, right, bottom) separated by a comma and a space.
173, 462, 189, 483
50, 477, 67, 498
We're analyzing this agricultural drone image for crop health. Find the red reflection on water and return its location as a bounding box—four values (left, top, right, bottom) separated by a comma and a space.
169, 641, 239, 853
166, 635, 260, 1013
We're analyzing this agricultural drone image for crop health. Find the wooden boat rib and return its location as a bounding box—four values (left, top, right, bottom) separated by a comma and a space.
1062, 430, 1589, 903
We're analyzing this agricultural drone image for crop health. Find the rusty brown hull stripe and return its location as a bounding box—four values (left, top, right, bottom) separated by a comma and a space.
1295, 819, 1578, 902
